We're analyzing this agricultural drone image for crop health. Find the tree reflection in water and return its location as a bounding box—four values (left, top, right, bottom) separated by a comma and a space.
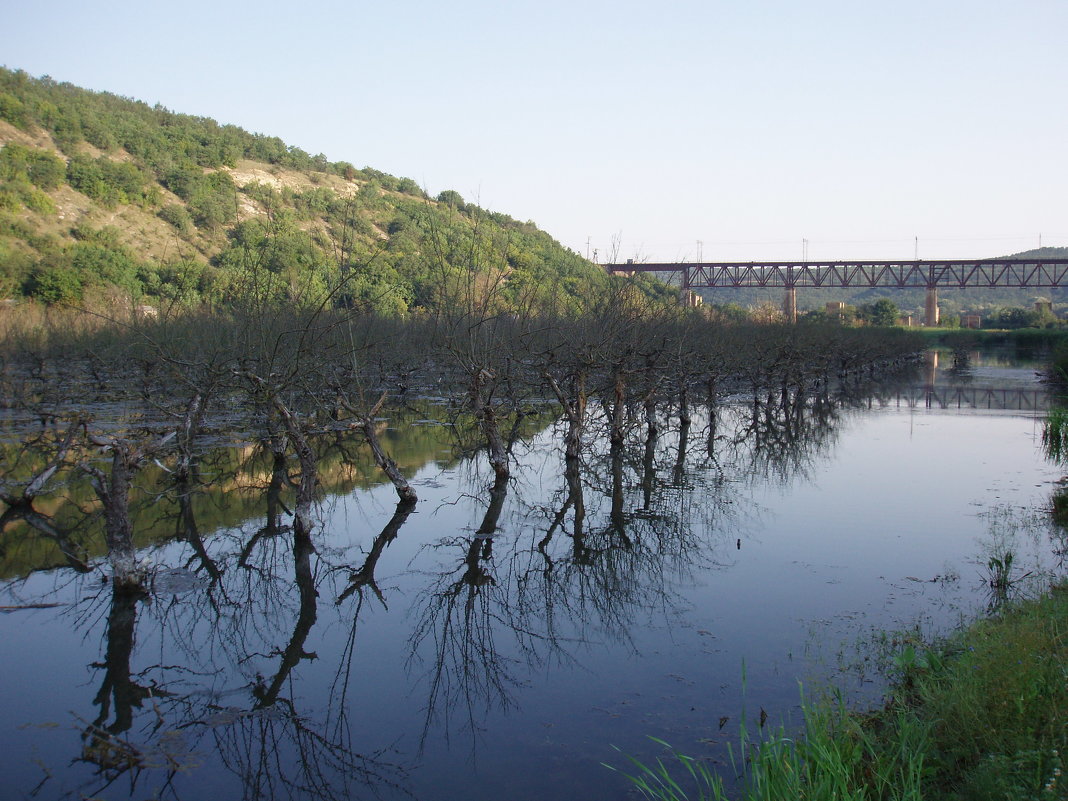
28, 444, 414, 801
79, 584, 165, 794
407, 473, 515, 746
2, 374, 946, 800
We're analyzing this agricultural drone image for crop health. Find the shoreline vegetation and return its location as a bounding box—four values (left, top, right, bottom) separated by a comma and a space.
614, 579, 1068, 801
916, 327, 1068, 349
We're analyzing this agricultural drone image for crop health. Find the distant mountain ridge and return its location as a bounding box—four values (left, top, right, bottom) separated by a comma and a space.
0, 67, 674, 314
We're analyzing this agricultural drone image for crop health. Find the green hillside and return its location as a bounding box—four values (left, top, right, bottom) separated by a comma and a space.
0, 67, 673, 315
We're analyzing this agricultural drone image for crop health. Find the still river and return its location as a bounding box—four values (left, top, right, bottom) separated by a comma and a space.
0, 348, 1064, 800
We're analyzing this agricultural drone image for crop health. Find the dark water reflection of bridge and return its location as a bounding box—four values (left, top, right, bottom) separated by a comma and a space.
871, 385, 1051, 412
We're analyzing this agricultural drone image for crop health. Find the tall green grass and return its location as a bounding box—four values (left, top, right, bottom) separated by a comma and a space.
610, 695, 927, 801
1045, 407, 1068, 465
611, 584, 1068, 800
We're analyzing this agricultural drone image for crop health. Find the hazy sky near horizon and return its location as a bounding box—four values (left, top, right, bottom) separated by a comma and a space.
2, 0, 1065, 262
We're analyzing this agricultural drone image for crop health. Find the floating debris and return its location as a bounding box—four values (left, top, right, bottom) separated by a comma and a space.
0, 603, 63, 613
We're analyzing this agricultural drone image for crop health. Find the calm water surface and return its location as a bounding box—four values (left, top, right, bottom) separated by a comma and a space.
1, 349, 1064, 800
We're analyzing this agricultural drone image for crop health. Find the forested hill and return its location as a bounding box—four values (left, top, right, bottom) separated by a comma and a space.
0, 67, 673, 314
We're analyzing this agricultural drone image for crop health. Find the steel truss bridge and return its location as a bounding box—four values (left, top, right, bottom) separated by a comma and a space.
606, 258, 1068, 324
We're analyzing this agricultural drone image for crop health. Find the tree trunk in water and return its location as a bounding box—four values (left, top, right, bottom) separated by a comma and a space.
641, 422, 657, 511
273, 399, 318, 538
644, 395, 659, 438
463, 474, 509, 588
175, 391, 206, 483
610, 446, 626, 536
84, 445, 142, 590
265, 450, 290, 534
707, 408, 718, 459
704, 380, 721, 461
544, 371, 587, 462
610, 370, 627, 451
674, 416, 689, 485
479, 408, 510, 483
565, 373, 587, 462
470, 371, 509, 482
679, 385, 691, 427
565, 458, 589, 563
362, 416, 418, 504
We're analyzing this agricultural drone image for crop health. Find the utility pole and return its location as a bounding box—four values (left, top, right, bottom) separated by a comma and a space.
585, 236, 591, 261
696, 240, 703, 263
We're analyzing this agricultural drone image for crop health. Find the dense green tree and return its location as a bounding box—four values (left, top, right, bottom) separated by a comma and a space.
186, 171, 237, 229
66, 154, 150, 207
0, 144, 65, 189
68, 241, 142, 296
858, 298, 899, 326
0, 92, 29, 128
24, 263, 83, 303
157, 203, 193, 233
982, 307, 1046, 329
0, 242, 33, 297
436, 189, 466, 211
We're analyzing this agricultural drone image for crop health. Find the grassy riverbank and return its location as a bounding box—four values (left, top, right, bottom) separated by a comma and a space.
914, 327, 1068, 351
616, 583, 1068, 800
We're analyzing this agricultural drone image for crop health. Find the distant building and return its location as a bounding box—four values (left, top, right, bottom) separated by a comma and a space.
678, 289, 703, 308
962, 314, 981, 329
1035, 299, 1053, 316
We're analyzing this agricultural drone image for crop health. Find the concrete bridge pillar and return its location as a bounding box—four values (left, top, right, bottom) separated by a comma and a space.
924, 287, 940, 327
782, 287, 797, 323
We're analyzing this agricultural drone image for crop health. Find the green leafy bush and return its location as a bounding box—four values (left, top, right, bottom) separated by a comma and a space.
0, 92, 29, 128
157, 203, 193, 233
24, 264, 83, 303
66, 154, 149, 207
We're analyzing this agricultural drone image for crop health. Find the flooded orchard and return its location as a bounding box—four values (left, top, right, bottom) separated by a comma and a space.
0, 318, 1064, 800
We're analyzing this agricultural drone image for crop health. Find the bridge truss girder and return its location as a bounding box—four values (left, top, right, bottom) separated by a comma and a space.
609, 259, 1068, 290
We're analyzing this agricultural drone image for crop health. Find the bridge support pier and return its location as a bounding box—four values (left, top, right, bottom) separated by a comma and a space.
925, 287, 940, 327
782, 287, 797, 323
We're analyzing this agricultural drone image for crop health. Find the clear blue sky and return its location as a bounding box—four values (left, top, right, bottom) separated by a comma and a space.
2, 0, 1065, 262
